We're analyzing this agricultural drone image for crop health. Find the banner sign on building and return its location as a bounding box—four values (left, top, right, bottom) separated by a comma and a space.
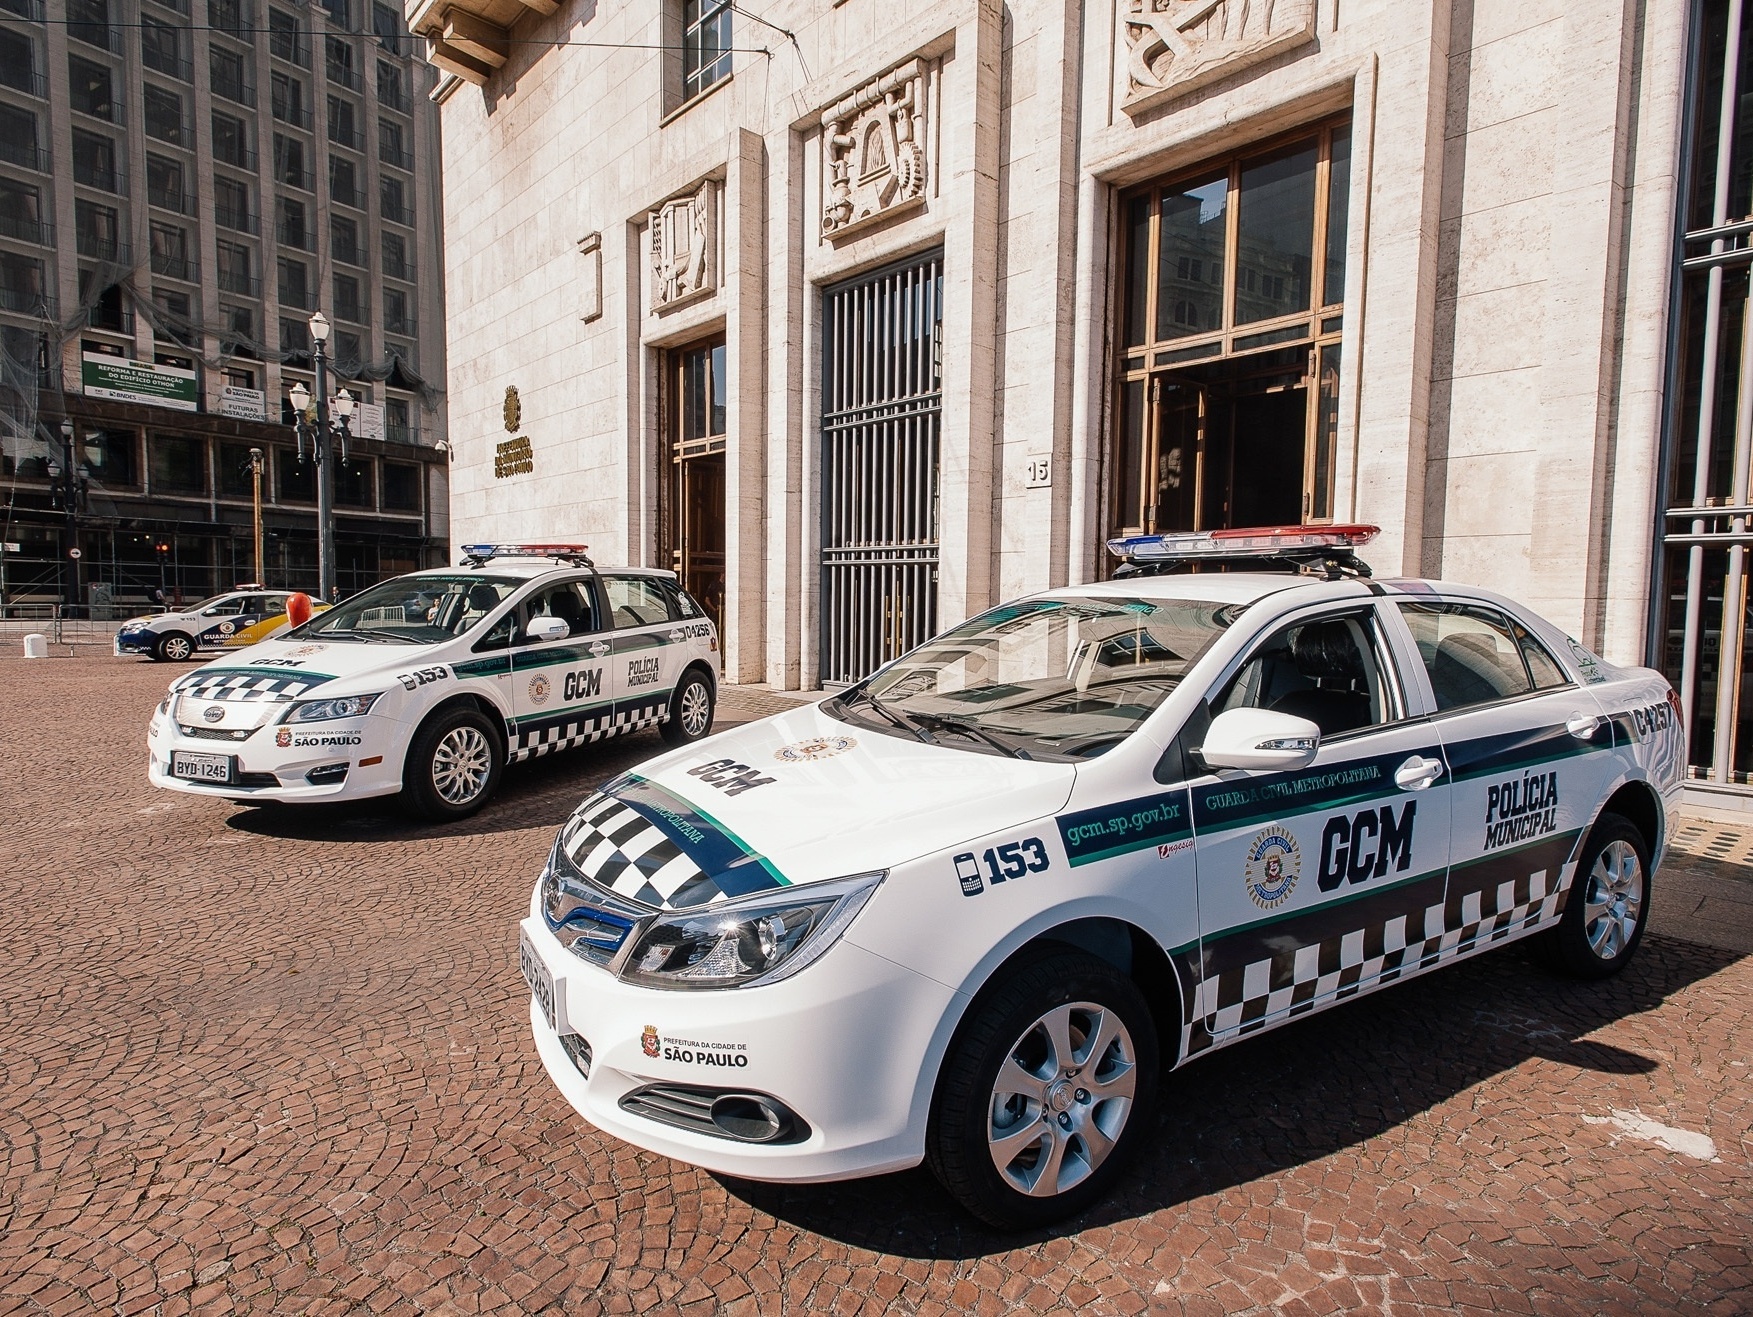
219, 385, 268, 421
80, 353, 198, 411
352, 401, 385, 441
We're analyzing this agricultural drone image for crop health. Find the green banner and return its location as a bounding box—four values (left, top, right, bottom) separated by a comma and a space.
81, 353, 198, 411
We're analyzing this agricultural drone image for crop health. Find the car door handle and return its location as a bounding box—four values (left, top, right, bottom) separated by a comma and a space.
589, 641, 610, 657
668, 629, 685, 642
1394, 755, 1445, 790
1566, 711, 1603, 740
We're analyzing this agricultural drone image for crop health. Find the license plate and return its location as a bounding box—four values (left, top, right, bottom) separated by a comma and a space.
519, 929, 558, 1033
171, 750, 233, 783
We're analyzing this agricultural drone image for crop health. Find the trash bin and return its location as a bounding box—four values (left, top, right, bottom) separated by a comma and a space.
23, 633, 47, 659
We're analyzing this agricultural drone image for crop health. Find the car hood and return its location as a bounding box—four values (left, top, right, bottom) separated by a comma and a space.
566, 701, 1078, 910
167, 634, 440, 701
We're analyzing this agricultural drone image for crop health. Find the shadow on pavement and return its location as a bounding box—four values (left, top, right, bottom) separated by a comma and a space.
717, 935, 1740, 1260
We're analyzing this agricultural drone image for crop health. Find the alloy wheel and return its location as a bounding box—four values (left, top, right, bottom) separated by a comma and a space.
1583, 839, 1644, 960
431, 725, 492, 804
987, 1001, 1136, 1198
680, 681, 711, 736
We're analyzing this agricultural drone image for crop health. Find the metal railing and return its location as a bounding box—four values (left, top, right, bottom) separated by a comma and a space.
215, 204, 257, 234
0, 70, 47, 98
378, 140, 414, 170
0, 141, 50, 172
379, 198, 414, 226
0, 288, 56, 315
0, 215, 52, 244
69, 23, 125, 53
0, 0, 47, 20
143, 45, 193, 81
76, 234, 131, 263
217, 269, 260, 295
148, 185, 194, 213
151, 251, 199, 280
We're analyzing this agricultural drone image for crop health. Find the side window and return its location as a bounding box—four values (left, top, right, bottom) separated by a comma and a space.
207, 596, 247, 615
521, 580, 598, 637
474, 613, 515, 652
603, 575, 672, 629
1514, 622, 1570, 690
1214, 610, 1396, 738
658, 578, 698, 620
1397, 602, 1536, 711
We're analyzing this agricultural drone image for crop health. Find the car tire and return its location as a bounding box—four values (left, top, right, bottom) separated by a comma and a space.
659, 669, 715, 746
926, 947, 1159, 1230
1541, 812, 1651, 980
153, 632, 194, 662
401, 705, 503, 821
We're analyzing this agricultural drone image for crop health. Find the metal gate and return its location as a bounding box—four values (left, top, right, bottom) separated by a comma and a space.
819, 251, 943, 684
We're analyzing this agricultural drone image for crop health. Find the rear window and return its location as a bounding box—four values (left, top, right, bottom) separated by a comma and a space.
1397, 602, 1562, 711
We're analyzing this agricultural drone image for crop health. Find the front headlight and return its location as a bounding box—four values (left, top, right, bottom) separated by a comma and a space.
618, 871, 885, 991
285, 692, 383, 723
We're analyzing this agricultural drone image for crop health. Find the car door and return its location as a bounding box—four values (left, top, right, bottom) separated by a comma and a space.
1186, 602, 1453, 1050
195, 593, 254, 647
1391, 598, 1619, 951
509, 578, 613, 756
600, 574, 685, 727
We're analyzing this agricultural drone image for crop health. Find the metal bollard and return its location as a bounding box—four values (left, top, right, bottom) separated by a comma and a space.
23, 633, 48, 659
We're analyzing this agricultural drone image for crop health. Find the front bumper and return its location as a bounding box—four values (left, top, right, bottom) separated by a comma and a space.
520, 908, 960, 1183
115, 631, 156, 655
147, 708, 411, 802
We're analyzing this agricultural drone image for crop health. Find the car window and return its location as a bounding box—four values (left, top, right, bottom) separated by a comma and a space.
299, 573, 521, 643
1515, 622, 1569, 689
263, 594, 290, 613
1214, 609, 1397, 738
603, 576, 672, 629
204, 596, 247, 615
1397, 602, 1536, 711
521, 580, 599, 639
658, 579, 699, 620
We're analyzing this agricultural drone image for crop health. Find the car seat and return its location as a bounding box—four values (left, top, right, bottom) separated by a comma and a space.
1269, 619, 1374, 735
547, 589, 588, 636
1429, 632, 1522, 709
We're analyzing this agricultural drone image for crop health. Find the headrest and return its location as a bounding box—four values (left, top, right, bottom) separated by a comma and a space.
1291, 619, 1365, 683
466, 583, 500, 612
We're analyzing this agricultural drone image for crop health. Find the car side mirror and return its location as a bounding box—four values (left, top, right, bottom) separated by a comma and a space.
1199, 707, 1321, 772
525, 615, 569, 643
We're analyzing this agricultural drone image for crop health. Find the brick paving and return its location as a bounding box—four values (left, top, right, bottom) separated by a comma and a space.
0, 655, 1749, 1315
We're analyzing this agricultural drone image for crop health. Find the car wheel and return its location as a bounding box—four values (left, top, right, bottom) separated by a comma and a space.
402, 706, 503, 821
927, 947, 1159, 1229
1543, 813, 1650, 979
659, 669, 715, 746
153, 632, 194, 662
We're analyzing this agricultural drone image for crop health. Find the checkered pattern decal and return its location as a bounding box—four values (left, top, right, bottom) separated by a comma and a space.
508, 694, 669, 762
557, 793, 734, 910
171, 668, 334, 702
1183, 859, 1574, 1059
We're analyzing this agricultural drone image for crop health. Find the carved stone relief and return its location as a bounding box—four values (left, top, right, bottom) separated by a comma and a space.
821, 58, 930, 241
1121, 0, 1315, 113
649, 180, 717, 313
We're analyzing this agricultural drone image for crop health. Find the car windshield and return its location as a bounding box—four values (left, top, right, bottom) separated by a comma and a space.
829, 596, 1242, 759
290, 574, 521, 644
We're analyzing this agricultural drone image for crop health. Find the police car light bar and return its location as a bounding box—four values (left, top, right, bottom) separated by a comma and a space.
461, 543, 594, 566
1107, 524, 1380, 563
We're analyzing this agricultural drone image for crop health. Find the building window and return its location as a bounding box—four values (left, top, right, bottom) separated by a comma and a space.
681, 0, 731, 102
327, 93, 358, 147
211, 110, 252, 167
268, 8, 306, 64
0, 252, 46, 312
141, 17, 187, 78
335, 457, 373, 507
277, 256, 309, 309
84, 429, 138, 487
377, 116, 409, 169
149, 221, 191, 278
220, 305, 255, 354
335, 329, 362, 367
376, 59, 406, 111
71, 129, 118, 190
322, 0, 350, 30
272, 132, 309, 188
382, 460, 419, 509
277, 447, 316, 500
277, 196, 310, 248
0, 179, 44, 243
154, 291, 195, 344
381, 230, 408, 278
69, 55, 115, 119
146, 153, 185, 211
0, 104, 42, 170
150, 434, 208, 494
329, 154, 359, 207
384, 395, 411, 442
219, 441, 259, 497
80, 271, 129, 330
333, 272, 362, 322
270, 70, 307, 125
1113, 118, 1350, 541
214, 175, 254, 231
325, 35, 356, 87
143, 84, 184, 143
371, 1, 403, 52
209, 45, 252, 105
331, 214, 362, 265
74, 199, 120, 260
379, 174, 410, 225
216, 239, 254, 293
208, 0, 246, 36
383, 286, 412, 335
0, 29, 36, 95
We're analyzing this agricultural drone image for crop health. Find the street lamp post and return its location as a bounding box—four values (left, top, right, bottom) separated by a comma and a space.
287, 311, 355, 601
45, 417, 87, 613
248, 447, 265, 585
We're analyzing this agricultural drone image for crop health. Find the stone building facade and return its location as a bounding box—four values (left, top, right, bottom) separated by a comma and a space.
412, 0, 1718, 778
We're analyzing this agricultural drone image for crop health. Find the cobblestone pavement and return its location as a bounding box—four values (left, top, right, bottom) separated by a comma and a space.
1, 656, 1749, 1315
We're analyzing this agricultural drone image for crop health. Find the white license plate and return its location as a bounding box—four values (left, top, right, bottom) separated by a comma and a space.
519, 929, 558, 1032
171, 751, 233, 783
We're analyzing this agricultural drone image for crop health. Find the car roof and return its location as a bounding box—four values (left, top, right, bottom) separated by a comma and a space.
398, 559, 680, 583
1036, 571, 1353, 607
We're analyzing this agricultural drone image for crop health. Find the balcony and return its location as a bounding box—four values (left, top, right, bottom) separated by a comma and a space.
333, 245, 367, 269
381, 253, 410, 280
272, 101, 313, 129
142, 47, 194, 81
213, 141, 258, 170
276, 164, 315, 191
384, 313, 417, 337
328, 122, 363, 150
330, 181, 362, 208
148, 185, 194, 214
377, 81, 409, 113
0, 288, 55, 315
215, 204, 257, 234
0, 0, 46, 19
276, 222, 314, 250
76, 235, 131, 263
151, 251, 199, 281
85, 300, 134, 332
0, 141, 50, 173
278, 284, 312, 310
217, 269, 261, 296
211, 74, 256, 107
379, 140, 414, 171
0, 69, 47, 98
270, 32, 311, 67
144, 0, 189, 13
69, 23, 126, 54
0, 215, 53, 245
73, 162, 127, 194
380, 198, 414, 227
326, 59, 361, 90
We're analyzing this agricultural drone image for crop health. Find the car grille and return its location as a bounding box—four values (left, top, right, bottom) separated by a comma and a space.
542, 859, 650, 969
177, 725, 252, 741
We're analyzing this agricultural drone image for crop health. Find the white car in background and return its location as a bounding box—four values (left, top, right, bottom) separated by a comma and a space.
517, 526, 1684, 1227
147, 546, 720, 819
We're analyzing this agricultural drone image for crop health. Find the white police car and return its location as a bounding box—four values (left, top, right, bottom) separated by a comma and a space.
116, 587, 312, 661
147, 546, 720, 819
517, 526, 1684, 1227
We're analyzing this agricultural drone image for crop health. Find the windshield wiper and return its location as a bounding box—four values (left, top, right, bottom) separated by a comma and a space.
908, 712, 1033, 759
351, 627, 424, 644
841, 687, 935, 743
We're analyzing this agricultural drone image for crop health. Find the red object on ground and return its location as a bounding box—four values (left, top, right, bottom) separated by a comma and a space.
286, 593, 312, 627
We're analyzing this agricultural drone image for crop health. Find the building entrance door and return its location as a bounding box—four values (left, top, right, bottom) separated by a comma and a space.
662, 339, 727, 636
